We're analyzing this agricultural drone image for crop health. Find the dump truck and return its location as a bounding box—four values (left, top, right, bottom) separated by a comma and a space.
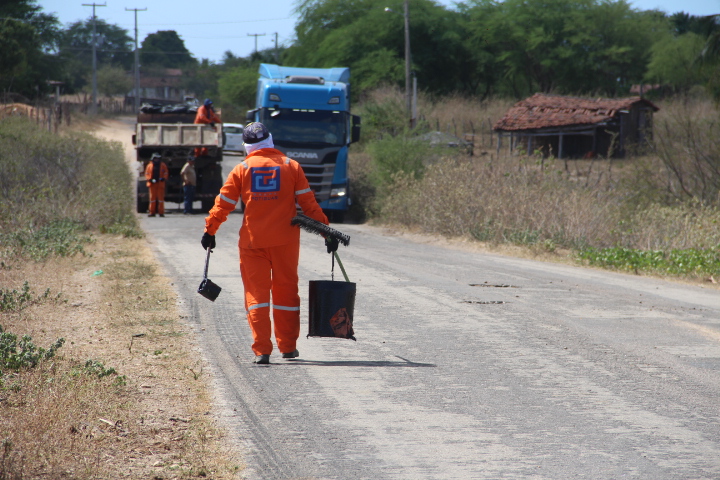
133, 102, 224, 213
246, 64, 360, 223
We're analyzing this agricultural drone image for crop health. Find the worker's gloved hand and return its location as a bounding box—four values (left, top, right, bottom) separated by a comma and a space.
325, 237, 339, 254
201, 233, 216, 250
151, 179, 157, 183
210, 123, 216, 128
159, 178, 165, 182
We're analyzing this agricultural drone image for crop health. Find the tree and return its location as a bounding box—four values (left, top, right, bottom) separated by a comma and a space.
286, 0, 470, 99
215, 49, 286, 121
645, 32, 706, 92
459, 0, 510, 98
670, 12, 704, 35
463, 0, 666, 97
648, 13, 720, 99
57, 19, 133, 93
182, 58, 220, 102
218, 67, 257, 110
141, 30, 195, 68
0, 0, 62, 99
697, 14, 720, 101
96, 65, 132, 97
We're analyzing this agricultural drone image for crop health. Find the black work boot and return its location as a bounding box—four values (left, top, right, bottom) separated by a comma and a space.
253, 354, 270, 364
282, 349, 299, 359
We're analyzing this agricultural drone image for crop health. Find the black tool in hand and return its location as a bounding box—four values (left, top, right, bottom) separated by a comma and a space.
198, 248, 222, 301
290, 214, 350, 246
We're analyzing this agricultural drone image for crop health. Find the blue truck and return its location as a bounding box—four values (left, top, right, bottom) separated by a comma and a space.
246, 63, 361, 223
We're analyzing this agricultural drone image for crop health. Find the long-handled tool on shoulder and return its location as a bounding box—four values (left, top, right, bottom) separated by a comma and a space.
291, 214, 351, 282
198, 248, 222, 301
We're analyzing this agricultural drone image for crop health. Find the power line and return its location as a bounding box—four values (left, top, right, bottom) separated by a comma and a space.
125, 17, 291, 26
105, 16, 292, 30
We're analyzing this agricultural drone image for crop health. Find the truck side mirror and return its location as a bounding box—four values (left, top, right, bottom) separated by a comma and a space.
246, 108, 259, 122
351, 115, 361, 144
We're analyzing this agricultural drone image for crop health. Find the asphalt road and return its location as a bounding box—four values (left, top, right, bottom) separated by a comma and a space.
115, 122, 720, 479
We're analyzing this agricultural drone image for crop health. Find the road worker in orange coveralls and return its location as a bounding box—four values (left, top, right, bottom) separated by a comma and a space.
200, 122, 331, 365
193, 98, 221, 158
145, 153, 169, 217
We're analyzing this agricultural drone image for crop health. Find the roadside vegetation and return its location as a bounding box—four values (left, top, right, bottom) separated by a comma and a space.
350, 88, 720, 281
3, 0, 717, 475
0, 117, 241, 479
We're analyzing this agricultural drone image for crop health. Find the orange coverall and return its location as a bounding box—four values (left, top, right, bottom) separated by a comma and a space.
193, 105, 221, 158
204, 148, 328, 356
145, 160, 169, 215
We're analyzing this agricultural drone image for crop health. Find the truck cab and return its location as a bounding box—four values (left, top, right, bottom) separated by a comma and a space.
248, 64, 360, 223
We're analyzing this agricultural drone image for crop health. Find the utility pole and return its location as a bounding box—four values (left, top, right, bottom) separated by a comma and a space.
403, 0, 412, 128
126, 7, 146, 113
273, 32, 279, 63
82, 2, 106, 116
247, 33, 266, 54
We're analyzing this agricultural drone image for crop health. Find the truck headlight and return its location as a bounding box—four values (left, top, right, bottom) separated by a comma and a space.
330, 187, 347, 198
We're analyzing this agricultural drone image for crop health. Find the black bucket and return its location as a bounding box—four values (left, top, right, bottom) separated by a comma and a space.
308, 280, 356, 340
198, 277, 222, 302
197, 249, 222, 302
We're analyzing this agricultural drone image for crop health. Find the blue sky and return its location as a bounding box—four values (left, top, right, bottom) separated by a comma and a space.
37, 0, 720, 63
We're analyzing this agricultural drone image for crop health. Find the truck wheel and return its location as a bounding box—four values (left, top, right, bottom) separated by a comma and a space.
327, 211, 345, 224
137, 197, 149, 214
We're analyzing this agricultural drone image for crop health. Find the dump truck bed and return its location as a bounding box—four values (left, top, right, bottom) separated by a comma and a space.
135, 123, 222, 148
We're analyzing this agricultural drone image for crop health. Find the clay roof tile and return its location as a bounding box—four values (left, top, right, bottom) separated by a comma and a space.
493, 93, 659, 132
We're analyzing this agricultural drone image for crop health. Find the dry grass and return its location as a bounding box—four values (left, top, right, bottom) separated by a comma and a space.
0, 234, 243, 480
420, 93, 511, 150
376, 154, 619, 248
352, 89, 720, 278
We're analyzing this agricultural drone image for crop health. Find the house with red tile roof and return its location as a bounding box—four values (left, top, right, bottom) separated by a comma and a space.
493, 93, 659, 159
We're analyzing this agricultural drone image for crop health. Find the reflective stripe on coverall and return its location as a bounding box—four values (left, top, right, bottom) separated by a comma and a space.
204, 148, 328, 356
193, 105, 221, 158
145, 161, 169, 215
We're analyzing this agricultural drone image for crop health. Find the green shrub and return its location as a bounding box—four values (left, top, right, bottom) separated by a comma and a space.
577, 247, 720, 277
0, 117, 142, 263
0, 326, 65, 373
0, 281, 63, 312
72, 359, 126, 386
356, 88, 408, 142
365, 135, 448, 195
0, 117, 139, 236
0, 220, 93, 262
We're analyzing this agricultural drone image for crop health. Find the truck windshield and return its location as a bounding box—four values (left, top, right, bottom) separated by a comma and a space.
260, 108, 347, 147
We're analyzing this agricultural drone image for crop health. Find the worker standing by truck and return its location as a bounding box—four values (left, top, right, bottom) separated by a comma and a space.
200, 122, 330, 364
180, 156, 197, 214
145, 153, 169, 217
194, 98, 221, 158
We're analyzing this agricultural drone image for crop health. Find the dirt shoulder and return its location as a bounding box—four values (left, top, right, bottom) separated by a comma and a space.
0, 232, 243, 479
0, 116, 244, 479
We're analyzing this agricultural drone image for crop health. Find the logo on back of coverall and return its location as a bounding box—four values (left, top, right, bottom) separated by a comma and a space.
251, 166, 280, 193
